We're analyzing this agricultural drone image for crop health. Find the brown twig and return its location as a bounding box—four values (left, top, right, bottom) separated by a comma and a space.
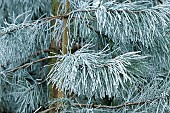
0, 42, 82, 75
0, 15, 69, 36
0, 55, 63, 75
39, 107, 56, 113
73, 95, 170, 109
39, 94, 170, 112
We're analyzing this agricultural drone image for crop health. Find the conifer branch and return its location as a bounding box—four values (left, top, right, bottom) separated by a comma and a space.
73, 95, 170, 109
40, 94, 170, 113
0, 43, 81, 76
1, 4, 165, 36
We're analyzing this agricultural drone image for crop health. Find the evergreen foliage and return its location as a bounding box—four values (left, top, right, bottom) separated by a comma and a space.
0, 0, 170, 113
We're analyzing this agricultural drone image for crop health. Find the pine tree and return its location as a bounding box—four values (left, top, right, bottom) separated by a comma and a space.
0, 0, 170, 113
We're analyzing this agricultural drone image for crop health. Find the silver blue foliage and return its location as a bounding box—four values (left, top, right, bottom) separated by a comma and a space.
0, 0, 170, 113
